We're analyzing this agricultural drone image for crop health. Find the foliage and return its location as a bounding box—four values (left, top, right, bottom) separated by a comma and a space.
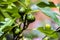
0, 0, 60, 40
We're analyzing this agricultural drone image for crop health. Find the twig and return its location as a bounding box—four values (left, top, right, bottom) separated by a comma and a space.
14, 14, 29, 40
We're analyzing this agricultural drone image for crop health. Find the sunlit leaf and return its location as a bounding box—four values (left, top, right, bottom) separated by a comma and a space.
1, 9, 11, 18
0, 0, 18, 4
25, 0, 31, 6
2, 37, 6, 40
39, 7, 60, 26
37, 27, 58, 38
7, 6, 20, 18
0, 18, 16, 31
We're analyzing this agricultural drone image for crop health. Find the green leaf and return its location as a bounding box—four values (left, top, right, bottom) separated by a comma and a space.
43, 37, 49, 40
41, 0, 49, 5
37, 2, 56, 8
25, 0, 31, 6
0, 31, 4, 37
2, 37, 6, 40
19, 0, 25, 3
7, 6, 20, 18
2, 26, 12, 32
57, 3, 60, 7
31, 0, 50, 5
23, 30, 39, 39
0, 18, 16, 38
7, 0, 17, 2
37, 27, 44, 32
0, 4, 8, 9
1, 9, 11, 18
0, 18, 16, 39
0, 22, 4, 26
37, 27, 58, 38
7, 6, 18, 13
0, 0, 18, 4
39, 7, 60, 26
0, 18, 16, 31
0, 13, 4, 21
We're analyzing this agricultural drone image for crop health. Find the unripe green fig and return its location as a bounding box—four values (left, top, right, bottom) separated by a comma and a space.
27, 13, 35, 23
15, 27, 20, 34
19, 7, 26, 20
19, 7, 25, 16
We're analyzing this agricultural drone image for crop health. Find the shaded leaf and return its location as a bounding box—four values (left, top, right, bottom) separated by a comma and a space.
0, 13, 4, 21
37, 2, 56, 8
57, 3, 60, 7
41, 0, 49, 4
0, 31, 4, 37
23, 30, 39, 39
2, 26, 12, 32
0, 22, 4, 26
31, 0, 49, 4
25, 0, 31, 6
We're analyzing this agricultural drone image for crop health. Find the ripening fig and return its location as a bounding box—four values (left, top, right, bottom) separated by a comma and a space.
45, 24, 51, 30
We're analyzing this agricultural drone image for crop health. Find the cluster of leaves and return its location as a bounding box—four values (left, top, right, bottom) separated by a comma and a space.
0, 0, 60, 40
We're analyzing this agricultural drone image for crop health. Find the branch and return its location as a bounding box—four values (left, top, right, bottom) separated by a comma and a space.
14, 14, 29, 40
